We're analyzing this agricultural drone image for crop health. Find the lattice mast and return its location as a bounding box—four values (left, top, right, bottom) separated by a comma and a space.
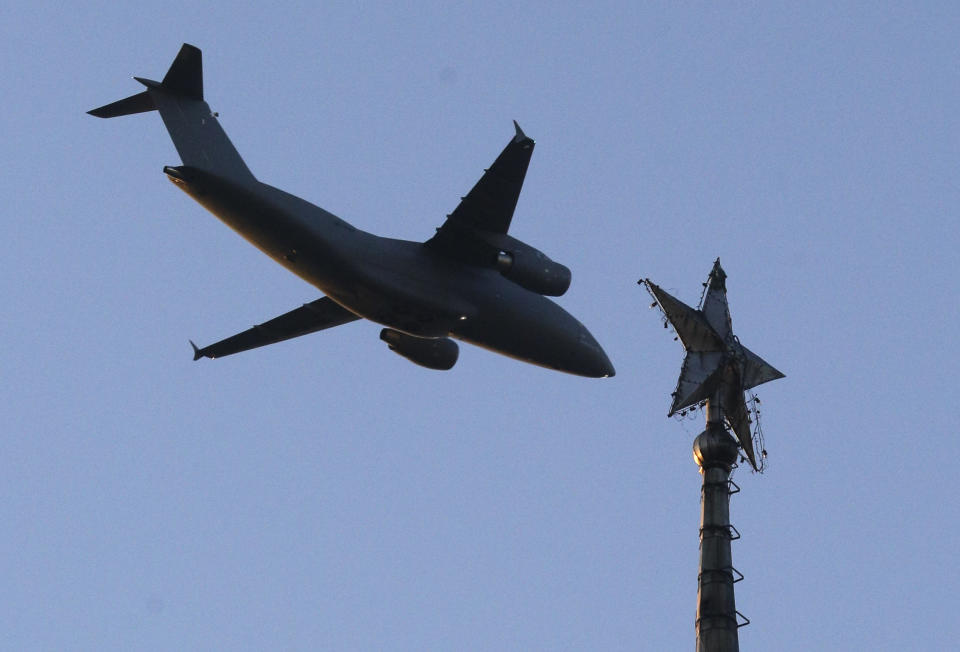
641, 260, 783, 652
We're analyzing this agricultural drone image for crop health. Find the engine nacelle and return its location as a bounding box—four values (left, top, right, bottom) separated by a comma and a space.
380, 329, 459, 371
494, 238, 571, 297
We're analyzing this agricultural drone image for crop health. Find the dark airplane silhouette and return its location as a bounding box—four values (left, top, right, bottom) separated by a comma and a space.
89, 44, 614, 377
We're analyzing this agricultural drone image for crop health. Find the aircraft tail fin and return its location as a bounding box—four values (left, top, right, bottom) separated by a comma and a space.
158, 43, 203, 99
88, 44, 255, 183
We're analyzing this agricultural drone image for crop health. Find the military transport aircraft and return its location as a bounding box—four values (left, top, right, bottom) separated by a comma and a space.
89, 44, 614, 377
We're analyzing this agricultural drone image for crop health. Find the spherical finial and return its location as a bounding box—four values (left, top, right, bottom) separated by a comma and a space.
693, 424, 739, 470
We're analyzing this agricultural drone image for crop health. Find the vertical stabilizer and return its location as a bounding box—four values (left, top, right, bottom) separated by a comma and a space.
159, 44, 203, 99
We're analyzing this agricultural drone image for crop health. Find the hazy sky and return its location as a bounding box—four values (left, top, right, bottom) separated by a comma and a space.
2, 2, 958, 649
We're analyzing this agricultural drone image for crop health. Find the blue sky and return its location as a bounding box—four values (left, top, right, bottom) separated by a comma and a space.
2, 2, 957, 649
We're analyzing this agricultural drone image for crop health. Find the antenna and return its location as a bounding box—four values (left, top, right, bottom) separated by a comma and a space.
641, 259, 784, 651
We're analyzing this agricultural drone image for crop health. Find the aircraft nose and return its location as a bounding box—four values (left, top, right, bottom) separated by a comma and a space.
575, 326, 616, 378
589, 348, 616, 378
597, 352, 616, 378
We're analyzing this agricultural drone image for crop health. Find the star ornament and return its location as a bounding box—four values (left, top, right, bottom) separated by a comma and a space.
641, 259, 784, 471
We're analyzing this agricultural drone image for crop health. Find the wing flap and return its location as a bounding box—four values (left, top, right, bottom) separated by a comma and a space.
193, 296, 360, 360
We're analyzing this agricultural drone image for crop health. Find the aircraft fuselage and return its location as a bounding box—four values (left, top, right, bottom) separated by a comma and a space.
166, 166, 614, 377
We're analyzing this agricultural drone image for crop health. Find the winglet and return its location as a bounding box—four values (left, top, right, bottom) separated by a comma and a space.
512, 120, 532, 144
190, 340, 205, 361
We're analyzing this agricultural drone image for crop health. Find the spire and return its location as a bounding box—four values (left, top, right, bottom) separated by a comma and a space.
642, 260, 785, 650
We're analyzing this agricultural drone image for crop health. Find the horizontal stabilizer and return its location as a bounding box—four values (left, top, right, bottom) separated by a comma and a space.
88, 90, 156, 118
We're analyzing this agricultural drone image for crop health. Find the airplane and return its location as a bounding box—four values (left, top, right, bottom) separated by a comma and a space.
88, 44, 615, 377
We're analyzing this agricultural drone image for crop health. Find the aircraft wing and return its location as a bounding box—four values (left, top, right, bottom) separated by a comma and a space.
426, 122, 534, 261
192, 296, 361, 360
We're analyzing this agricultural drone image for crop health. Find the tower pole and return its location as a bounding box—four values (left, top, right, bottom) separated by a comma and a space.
693, 394, 741, 652
641, 262, 783, 650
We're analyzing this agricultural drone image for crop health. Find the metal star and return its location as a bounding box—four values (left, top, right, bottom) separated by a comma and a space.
641, 259, 784, 470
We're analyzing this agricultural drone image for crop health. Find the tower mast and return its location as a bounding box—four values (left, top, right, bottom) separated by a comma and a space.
641, 260, 783, 652
693, 395, 742, 651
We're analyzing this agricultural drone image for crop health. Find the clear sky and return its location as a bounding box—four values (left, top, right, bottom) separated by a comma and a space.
2, 2, 957, 650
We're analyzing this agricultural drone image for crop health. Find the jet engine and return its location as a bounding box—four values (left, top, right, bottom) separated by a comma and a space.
494, 236, 571, 297
380, 329, 459, 370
